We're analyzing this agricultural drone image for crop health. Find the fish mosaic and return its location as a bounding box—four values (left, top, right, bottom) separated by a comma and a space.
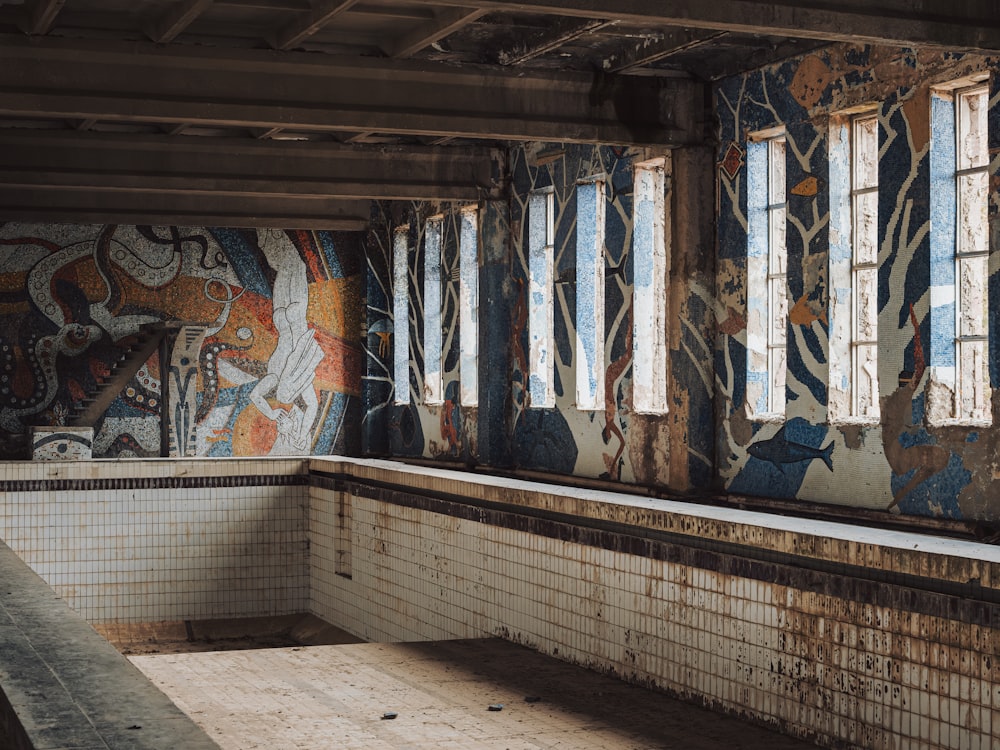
717, 43, 1000, 520
746, 422, 834, 472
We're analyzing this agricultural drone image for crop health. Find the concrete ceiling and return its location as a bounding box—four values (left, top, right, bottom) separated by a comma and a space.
0, 0, 996, 228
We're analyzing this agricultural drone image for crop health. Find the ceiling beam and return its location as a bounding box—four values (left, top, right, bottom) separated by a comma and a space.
0, 129, 503, 201
273, 0, 361, 50
215, 0, 311, 9
23, 0, 65, 35
498, 18, 614, 66
408, 0, 1000, 51
603, 28, 724, 74
252, 126, 284, 138
0, 35, 705, 147
147, 0, 215, 44
381, 7, 487, 58
0, 188, 370, 230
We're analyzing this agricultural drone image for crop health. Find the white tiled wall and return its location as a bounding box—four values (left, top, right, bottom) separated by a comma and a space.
0, 458, 308, 623
309, 459, 1000, 750
3, 455, 998, 750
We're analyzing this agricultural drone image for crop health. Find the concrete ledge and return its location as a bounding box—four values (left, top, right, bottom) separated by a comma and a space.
313, 456, 1000, 594
0, 542, 219, 750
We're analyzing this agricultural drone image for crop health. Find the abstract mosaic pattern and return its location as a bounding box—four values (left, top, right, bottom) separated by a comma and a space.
0, 223, 362, 459
507, 144, 714, 489
716, 44, 1000, 520
364, 144, 715, 492
30, 426, 93, 460
364, 201, 480, 462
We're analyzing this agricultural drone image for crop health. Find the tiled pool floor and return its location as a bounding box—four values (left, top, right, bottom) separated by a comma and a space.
131, 638, 817, 750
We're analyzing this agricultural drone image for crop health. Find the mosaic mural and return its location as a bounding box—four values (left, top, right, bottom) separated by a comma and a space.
364, 143, 715, 492
716, 44, 1000, 521
0, 223, 362, 459
364, 201, 487, 463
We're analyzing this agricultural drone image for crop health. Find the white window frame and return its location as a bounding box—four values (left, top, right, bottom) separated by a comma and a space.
575, 176, 606, 411
953, 83, 991, 423
632, 156, 669, 415
528, 188, 555, 408
850, 114, 880, 420
459, 206, 479, 407
829, 110, 880, 424
392, 226, 410, 405
746, 130, 787, 420
423, 215, 444, 405
929, 78, 993, 426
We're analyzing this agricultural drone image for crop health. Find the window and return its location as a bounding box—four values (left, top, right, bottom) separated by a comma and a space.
954, 85, 990, 421
632, 157, 669, 414
423, 216, 444, 404
459, 206, 479, 406
528, 189, 555, 408
930, 81, 991, 424
576, 177, 605, 411
746, 132, 787, 419
392, 226, 410, 405
829, 111, 879, 422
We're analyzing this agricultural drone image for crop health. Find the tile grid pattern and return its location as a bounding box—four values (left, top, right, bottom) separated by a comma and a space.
0, 459, 309, 623
2, 457, 998, 750
309, 465, 1000, 750
130, 639, 817, 750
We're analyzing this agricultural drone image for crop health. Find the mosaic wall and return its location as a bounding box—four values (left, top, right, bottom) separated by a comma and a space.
364, 143, 715, 492
0, 223, 362, 459
364, 200, 504, 465
716, 45, 1000, 521
507, 144, 713, 488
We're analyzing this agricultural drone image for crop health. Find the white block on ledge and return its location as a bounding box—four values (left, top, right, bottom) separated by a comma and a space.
30, 426, 94, 460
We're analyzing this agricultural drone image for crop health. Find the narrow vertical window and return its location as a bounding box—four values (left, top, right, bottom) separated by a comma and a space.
767, 138, 788, 417
528, 189, 555, 408
930, 81, 992, 425
392, 227, 410, 405
423, 216, 443, 404
955, 84, 990, 422
851, 115, 880, 419
459, 206, 479, 406
830, 112, 880, 422
576, 177, 605, 410
632, 157, 669, 414
746, 133, 786, 419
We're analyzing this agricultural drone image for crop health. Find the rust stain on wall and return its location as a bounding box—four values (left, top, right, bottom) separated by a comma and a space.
790, 55, 834, 109
789, 292, 828, 327
900, 86, 931, 153
790, 176, 819, 197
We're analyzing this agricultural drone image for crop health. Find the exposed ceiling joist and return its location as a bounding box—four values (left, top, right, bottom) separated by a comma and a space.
603, 28, 724, 74
0, 36, 705, 147
23, 0, 65, 35
252, 126, 284, 138
412, 0, 1000, 50
147, 0, 215, 43
0, 129, 502, 201
0, 188, 370, 230
215, 0, 311, 9
274, 0, 361, 50
498, 18, 614, 66
381, 7, 487, 58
